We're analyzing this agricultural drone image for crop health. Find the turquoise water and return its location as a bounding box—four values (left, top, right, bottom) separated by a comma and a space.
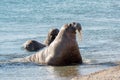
0, 0, 120, 80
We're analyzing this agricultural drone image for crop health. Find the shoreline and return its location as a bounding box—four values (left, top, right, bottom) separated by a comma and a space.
72, 64, 120, 80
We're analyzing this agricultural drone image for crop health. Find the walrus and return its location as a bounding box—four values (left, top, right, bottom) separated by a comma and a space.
23, 40, 46, 51
10, 22, 83, 66
23, 28, 59, 51
44, 28, 59, 46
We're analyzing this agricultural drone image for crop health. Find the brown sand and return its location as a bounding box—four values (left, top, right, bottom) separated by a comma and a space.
72, 65, 120, 80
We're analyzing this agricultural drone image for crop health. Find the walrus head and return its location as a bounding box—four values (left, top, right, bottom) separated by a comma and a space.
72, 22, 82, 33
57, 22, 82, 40
72, 22, 82, 41
23, 40, 45, 51
44, 28, 59, 46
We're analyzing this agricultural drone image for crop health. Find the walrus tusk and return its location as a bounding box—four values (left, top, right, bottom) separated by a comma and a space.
76, 30, 82, 41
73, 22, 82, 41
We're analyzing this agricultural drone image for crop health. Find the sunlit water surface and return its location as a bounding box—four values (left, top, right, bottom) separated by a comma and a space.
0, 0, 120, 80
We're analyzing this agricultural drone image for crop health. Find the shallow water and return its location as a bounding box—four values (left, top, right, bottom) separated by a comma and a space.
0, 0, 120, 80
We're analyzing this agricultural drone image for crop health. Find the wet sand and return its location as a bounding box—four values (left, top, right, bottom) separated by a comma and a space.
72, 65, 120, 80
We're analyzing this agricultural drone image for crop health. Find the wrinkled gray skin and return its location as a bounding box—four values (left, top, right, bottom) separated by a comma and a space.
23, 28, 59, 51
11, 22, 83, 66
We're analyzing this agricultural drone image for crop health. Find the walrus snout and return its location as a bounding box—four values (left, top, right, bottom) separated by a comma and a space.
72, 22, 82, 32
66, 22, 82, 34
72, 22, 82, 40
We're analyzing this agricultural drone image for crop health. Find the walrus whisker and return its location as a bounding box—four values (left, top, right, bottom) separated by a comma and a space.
74, 22, 82, 42
76, 30, 82, 42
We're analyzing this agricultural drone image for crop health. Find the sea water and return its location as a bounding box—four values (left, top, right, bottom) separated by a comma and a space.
0, 0, 120, 80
